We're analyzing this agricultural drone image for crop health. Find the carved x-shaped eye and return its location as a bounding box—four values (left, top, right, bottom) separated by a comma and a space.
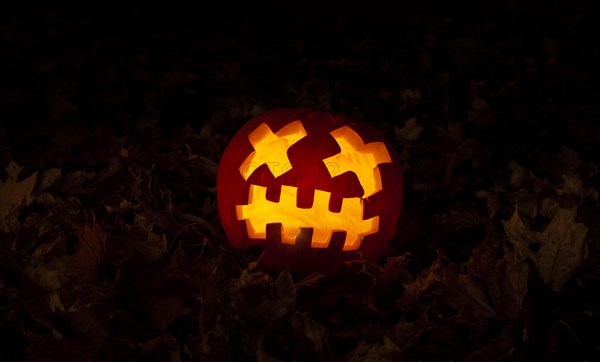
239, 121, 306, 180
322, 126, 391, 197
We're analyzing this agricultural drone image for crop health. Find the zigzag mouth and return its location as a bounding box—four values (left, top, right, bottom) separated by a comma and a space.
263, 225, 352, 252
236, 184, 379, 251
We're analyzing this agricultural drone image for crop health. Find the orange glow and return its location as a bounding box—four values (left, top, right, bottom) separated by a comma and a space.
239, 121, 307, 179
236, 185, 379, 250
322, 126, 391, 197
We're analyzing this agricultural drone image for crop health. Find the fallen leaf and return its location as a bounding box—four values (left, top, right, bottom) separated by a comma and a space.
24, 266, 65, 313
367, 254, 413, 310
388, 317, 428, 352
399, 88, 423, 110
288, 312, 328, 353
22, 337, 107, 362
395, 117, 424, 143
558, 172, 583, 196
143, 297, 192, 332
236, 269, 296, 328
65, 300, 110, 341
443, 205, 486, 230
444, 237, 529, 321
464, 328, 513, 362
507, 161, 529, 189
24, 242, 65, 313
132, 213, 169, 261
61, 222, 108, 282
137, 334, 183, 361
35, 168, 61, 192
61, 171, 97, 195
499, 245, 529, 319
346, 335, 402, 362
503, 205, 588, 291
396, 255, 443, 312
557, 146, 581, 173
295, 272, 325, 289
468, 95, 494, 124
0, 160, 37, 232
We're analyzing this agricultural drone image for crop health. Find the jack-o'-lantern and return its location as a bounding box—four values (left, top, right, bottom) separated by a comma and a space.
217, 108, 403, 275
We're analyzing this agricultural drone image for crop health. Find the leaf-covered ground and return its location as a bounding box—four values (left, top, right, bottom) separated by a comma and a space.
1, 1, 600, 361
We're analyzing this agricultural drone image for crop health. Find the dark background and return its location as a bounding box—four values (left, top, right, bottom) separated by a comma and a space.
1, 0, 600, 361
3, 0, 599, 163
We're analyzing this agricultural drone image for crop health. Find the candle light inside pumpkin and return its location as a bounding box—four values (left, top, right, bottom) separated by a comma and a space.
217, 108, 403, 275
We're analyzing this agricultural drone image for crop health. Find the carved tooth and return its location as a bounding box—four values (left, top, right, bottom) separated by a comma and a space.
237, 185, 378, 250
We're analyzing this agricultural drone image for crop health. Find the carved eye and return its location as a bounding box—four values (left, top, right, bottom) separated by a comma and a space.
217, 108, 403, 275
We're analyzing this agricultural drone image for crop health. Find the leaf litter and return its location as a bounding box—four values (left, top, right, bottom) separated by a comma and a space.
2, 4, 600, 361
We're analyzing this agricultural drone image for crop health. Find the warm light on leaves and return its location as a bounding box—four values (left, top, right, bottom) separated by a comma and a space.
0, 160, 38, 233
8, 6, 600, 360
503, 204, 588, 291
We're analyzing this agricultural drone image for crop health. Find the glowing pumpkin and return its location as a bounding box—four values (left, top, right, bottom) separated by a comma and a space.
217, 108, 403, 275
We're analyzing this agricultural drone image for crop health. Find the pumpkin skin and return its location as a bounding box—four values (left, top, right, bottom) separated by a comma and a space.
217, 108, 403, 275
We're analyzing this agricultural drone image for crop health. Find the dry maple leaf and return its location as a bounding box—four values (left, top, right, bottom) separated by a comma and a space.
0, 160, 37, 233
388, 316, 429, 353
464, 328, 514, 362
396, 255, 444, 312
395, 117, 424, 144
346, 335, 402, 362
503, 205, 588, 291
61, 222, 108, 282
24, 260, 65, 313
142, 297, 193, 332
35, 167, 61, 192
287, 312, 328, 354
235, 269, 296, 328
443, 237, 529, 321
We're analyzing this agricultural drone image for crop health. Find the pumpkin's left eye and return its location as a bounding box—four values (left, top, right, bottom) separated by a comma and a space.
239, 121, 306, 180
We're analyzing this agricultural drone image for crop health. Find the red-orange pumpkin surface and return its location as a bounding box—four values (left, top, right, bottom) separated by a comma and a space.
217, 108, 403, 275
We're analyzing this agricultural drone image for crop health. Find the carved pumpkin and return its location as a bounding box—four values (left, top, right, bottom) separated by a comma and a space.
217, 108, 403, 275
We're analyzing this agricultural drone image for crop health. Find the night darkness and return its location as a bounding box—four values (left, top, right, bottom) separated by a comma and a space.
1, 1, 600, 361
